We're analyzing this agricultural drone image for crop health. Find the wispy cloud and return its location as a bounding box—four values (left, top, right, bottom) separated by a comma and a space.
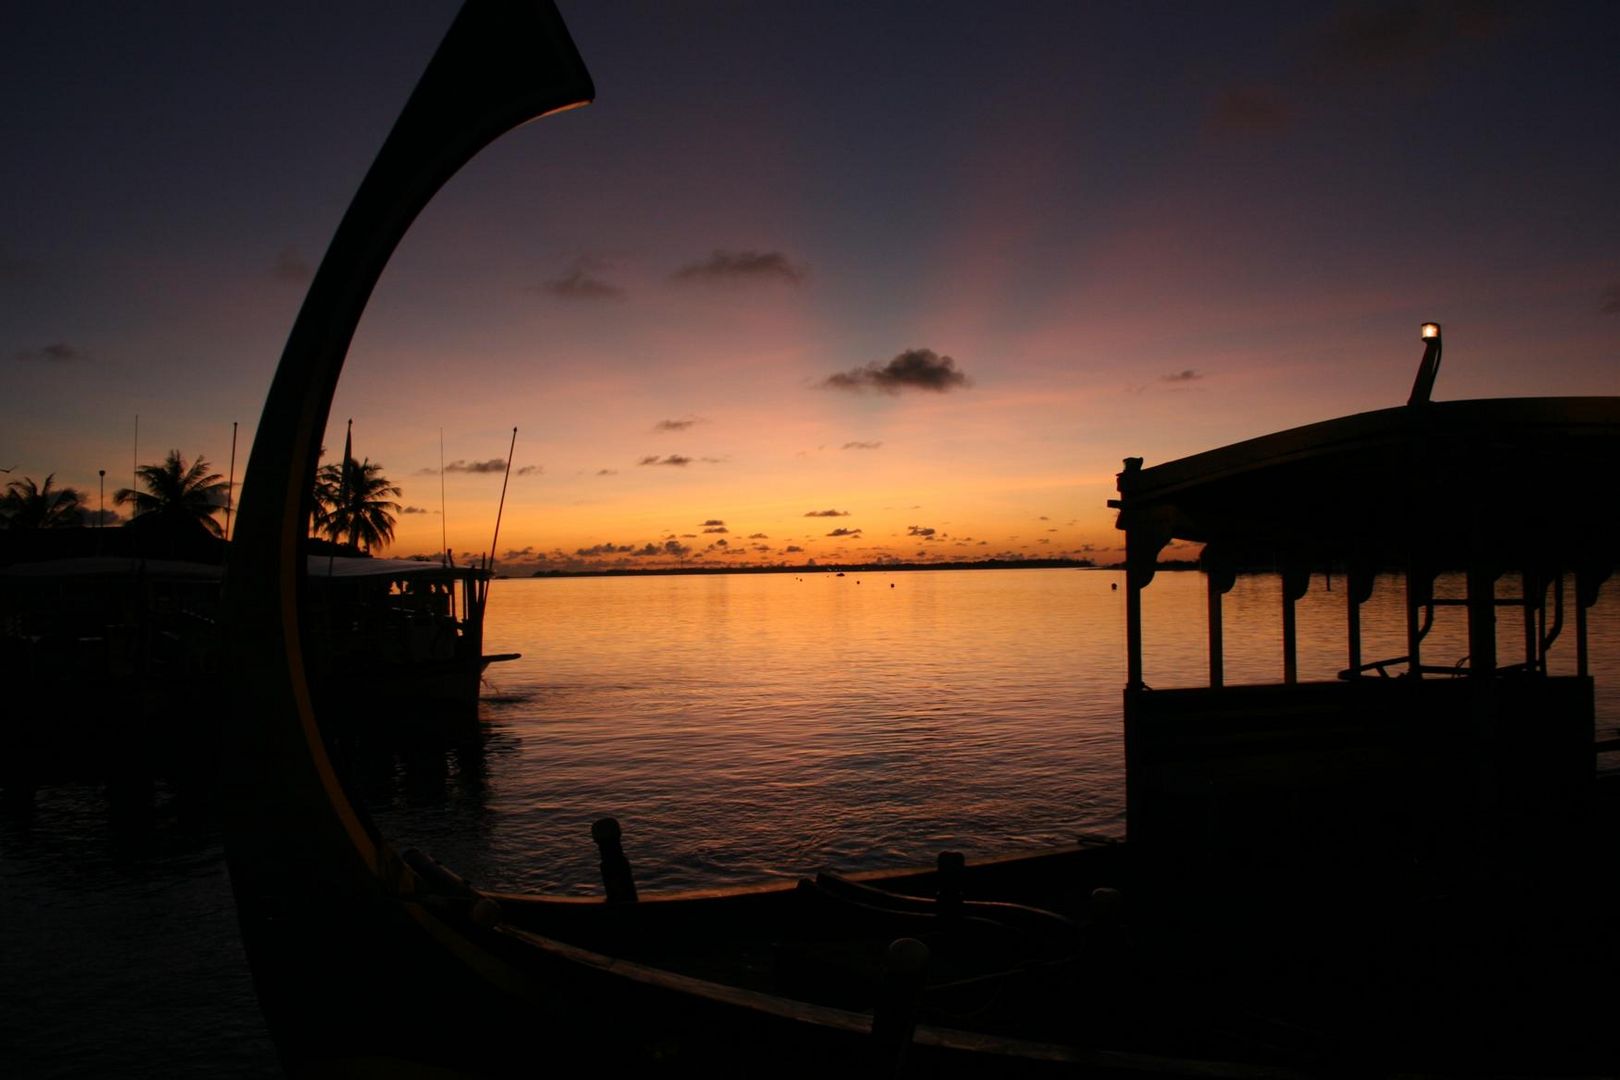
419, 458, 523, 475
702, 526, 729, 534
671, 249, 806, 286
842, 441, 883, 450
826, 527, 862, 538
273, 246, 312, 283
907, 525, 936, 537
639, 454, 691, 467
1162, 369, 1204, 383
1312, 0, 1504, 74
804, 508, 849, 517
821, 347, 970, 394
399, 505, 431, 514
1210, 84, 1292, 132
655, 417, 702, 432
542, 264, 625, 302
634, 539, 691, 558
15, 342, 85, 363
596, 468, 618, 476
576, 542, 635, 556
700, 519, 726, 527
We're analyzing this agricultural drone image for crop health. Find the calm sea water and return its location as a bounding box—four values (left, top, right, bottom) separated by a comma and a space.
4, 567, 1616, 1075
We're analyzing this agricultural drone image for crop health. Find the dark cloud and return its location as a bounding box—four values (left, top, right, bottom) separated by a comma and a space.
16, 342, 85, 363
1039, 516, 1049, 521
826, 527, 862, 538
700, 519, 725, 527
1602, 284, 1620, 314
576, 542, 635, 556
1313, 0, 1502, 73
515, 465, 541, 476
671, 249, 806, 286
438, 458, 509, 474
633, 540, 691, 558
541, 265, 625, 302
821, 347, 970, 394
702, 526, 729, 534
1162, 369, 1203, 383
655, 417, 702, 432
907, 525, 936, 537
709, 537, 729, 548
783, 545, 804, 554
638, 454, 691, 467
803, 508, 849, 517
399, 505, 430, 514
596, 468, 618, 476
1210, 84, 1293, 132
842, 441, 883, 450
748, 532, 768, 539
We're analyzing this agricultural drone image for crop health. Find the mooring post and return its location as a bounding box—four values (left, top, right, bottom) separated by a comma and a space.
936, 850, 964, 918
871, 937, 930, 1073
591, 817, 638, 903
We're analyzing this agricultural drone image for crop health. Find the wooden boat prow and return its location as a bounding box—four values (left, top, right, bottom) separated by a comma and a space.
223, 3, 1620, 1074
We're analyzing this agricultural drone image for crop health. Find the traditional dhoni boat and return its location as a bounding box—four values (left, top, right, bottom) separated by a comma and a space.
223, 3, 1620, 1074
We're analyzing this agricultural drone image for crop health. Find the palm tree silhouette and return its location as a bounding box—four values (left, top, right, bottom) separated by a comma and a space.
314, 456, 401, 553
1, 474, 85, 529
115, 450, 230, 536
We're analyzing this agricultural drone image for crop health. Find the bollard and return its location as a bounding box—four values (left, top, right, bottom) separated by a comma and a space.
935, 850, 965, 918
871, 937, 930, 1074
591, 816, 638, 903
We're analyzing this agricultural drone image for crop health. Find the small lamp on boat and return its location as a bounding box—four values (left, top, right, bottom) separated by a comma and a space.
1408, 320, 1444, 406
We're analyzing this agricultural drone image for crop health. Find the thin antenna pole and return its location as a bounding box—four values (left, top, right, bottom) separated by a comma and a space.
225, 420, 238, 545
440, 428, 448, 567
329, 418, 351, 577
487, 426, 517, 575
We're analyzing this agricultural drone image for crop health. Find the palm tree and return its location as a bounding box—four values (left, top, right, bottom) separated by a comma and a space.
1, 474, 85, 529
314, 455, 401, 553
115, 450, 230, 536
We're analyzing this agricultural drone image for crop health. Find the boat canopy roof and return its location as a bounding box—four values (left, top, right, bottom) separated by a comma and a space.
1, 555, 488, 583
0, 556, 224, 582
306, 556, 489, 581
1114, 397, 1620, 570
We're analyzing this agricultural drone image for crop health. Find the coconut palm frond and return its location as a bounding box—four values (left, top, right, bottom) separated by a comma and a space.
313, 455, 401, 554
1, 473, 85, 529
117, 450, 228, 536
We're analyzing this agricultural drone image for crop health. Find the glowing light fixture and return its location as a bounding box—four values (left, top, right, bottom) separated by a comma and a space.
1420, 322, 1441, 340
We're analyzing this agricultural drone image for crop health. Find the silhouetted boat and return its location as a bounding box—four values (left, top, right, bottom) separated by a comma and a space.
222, 3, 1620, 1075
0, 552, 509, 723
305, 556, 517, 716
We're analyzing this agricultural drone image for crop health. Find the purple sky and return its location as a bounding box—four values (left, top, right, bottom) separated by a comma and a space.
5, 2, 1617, 567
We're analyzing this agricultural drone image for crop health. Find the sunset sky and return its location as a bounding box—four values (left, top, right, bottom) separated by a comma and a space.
5, 2, 1617, 571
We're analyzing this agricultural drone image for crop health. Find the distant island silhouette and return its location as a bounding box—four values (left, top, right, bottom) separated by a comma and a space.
524, 557, 1104, 579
